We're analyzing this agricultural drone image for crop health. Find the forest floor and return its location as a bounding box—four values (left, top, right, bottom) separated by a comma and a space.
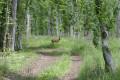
3, 48, 82, 80
57, 55, 82, 80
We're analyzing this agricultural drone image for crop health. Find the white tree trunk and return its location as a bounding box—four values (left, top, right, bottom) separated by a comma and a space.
26, 7, 30, 38
95, 0, 116, 72
101, 26, 116, 72
70, 26, 73, 37
9, 0, 17, 51
56, 13, 59, 37
51, 8, 54, 36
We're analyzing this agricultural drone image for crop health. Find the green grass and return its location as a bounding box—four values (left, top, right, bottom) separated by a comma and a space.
1, 35, 120, 80
22, 36, 72, 80
0, 48, 38, 79
73, 38, 120, 80
38, 54, 71, 80
22, 35, 120, 80
0, 35, 72, 80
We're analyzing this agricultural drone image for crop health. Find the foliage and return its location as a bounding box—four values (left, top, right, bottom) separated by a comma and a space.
0, 0, 6, 48
0, 0, 120, 79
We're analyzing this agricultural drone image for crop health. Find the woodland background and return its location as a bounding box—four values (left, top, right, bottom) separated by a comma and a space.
0, 0, 120, 80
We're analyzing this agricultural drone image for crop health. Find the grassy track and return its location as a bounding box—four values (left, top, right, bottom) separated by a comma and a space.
1, 36, 120, 80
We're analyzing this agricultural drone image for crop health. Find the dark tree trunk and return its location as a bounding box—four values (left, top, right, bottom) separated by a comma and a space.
116, 1, 120, 38
48, 8, 50, 36
78, 28, 80, 39
84, 26, 89, 37
3, 1, 10, 52
59, 15, 62, 37
16, 0, 22, 50
73, 27, 75, 40
60, 29, 62, 37
67, 27, 69, 37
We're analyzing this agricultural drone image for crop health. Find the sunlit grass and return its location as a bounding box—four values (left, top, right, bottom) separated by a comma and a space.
38, 54, 71, 80
23, 35, 120, 80
1, 35, 120, 80
0, 49, 38, 78
75, 38, 120, 80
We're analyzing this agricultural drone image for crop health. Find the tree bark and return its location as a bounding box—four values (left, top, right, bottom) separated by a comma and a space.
3, 1, 10, 52
16, 0, 22, 50
95, 0, 116, 72
70, 26, 73, 37
67, 27, 69, 37
101, 26, 116, 72
56, 12, 59, 37
26, 7, 30, 38
51, 7, 54, 36
59, 15, 62, 37
9, 0, 17, 51
84, 26, 89, 37
73, 27, 75, 40
77, 18, 80, 39
78, 28, 80, 38
116, 0, 120, 38
78, 26, 81, 39
48, 8, 50, 36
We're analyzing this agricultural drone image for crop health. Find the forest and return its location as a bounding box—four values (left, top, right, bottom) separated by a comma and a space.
0, 0, 120, 80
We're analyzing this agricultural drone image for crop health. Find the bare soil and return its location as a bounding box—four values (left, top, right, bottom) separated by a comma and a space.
2, 50, 59, 80
58, 56, 82, 80
19, 54, 59, 77
3, 49, 82, 80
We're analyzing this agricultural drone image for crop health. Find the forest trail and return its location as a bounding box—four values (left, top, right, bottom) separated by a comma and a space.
58, 56, 82, 80
3, 49, 82, 80
19, 51, 59, 77
3, 49, 59, 80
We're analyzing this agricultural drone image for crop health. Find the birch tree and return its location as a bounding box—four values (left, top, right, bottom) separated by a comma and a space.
95, 0, 116, 72
8, 0, 17, 51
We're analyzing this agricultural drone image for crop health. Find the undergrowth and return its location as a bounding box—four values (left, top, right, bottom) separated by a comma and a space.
0, 48, 38, 78
1, 35, 120, 80
25, 35, 120, 80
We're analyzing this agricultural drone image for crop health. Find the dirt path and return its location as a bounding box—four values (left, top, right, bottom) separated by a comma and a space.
58, 56, 82, 80
3, 49, 82, 80
20, 55, 59, 77
20, 50, 60, 77
3, 50, 59, 80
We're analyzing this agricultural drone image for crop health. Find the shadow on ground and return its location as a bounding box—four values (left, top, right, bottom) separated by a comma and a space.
28, 43, 60, 50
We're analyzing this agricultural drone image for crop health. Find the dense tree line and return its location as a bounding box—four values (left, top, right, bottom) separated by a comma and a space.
0, 0, 119, 72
